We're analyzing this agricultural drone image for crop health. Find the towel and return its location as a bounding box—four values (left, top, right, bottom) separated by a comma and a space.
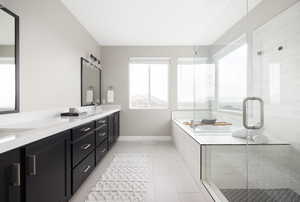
232, 128, 248, 138
232, 128, 268, 142
252, 135, 268, 144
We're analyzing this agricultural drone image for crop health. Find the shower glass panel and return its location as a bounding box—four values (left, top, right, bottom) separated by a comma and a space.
195, 0, 249, 200
202, 145, 248, 201
248, 1, 300, 201
191, 49, 216, 125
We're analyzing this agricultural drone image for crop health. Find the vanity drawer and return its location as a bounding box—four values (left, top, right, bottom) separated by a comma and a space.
96, 117, 107, 128
72, 134, 95, 167
72, 151, 95, 193
95, 140, 108, 164
95, 124, 107, 146
72, 122, 95, 140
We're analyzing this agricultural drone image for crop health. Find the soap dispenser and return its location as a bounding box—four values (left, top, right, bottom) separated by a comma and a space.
107, 86, 114, 104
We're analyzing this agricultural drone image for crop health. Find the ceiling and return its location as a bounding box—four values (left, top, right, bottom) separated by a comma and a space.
61, 0, 262, 46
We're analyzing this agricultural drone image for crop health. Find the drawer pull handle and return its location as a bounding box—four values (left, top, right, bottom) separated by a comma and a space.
83, 165, 91, 173
81, 144, 91, 150
96, 124, 107, 130
98, 133, 106, 137
98, 120, 106, 124
26, 155, 37, 176
11, 163, 21, 186
101, 148, 106, 153
81, 127, 91, 132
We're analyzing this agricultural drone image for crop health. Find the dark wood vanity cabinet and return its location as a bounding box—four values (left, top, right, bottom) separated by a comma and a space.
95, 118, 108, 165
108, 112, 120, 149
71, 122, 96, 193
25, 131, 71, 202
71, 114, 120, 194
0, 149, 22, 202
108, 114, 114, 148
72, 132, 95, 167
114, 112, 120, 139
95, 141, 107, 164
95, 118, 108, 146
0, 111, 120, 202
72, 151, 95, 192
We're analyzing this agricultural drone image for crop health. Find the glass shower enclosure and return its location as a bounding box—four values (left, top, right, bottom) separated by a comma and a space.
192, 0, 300, 201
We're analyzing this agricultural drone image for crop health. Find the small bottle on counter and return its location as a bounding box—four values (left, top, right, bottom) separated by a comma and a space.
107, 86, 114, 104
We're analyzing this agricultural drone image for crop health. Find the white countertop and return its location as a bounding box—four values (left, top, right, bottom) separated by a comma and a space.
0, 105, 121, 154
173, 119, 289, 146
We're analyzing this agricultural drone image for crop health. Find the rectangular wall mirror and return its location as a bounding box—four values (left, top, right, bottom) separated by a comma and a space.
81, 57, 101, 106
0, 5, 19, 114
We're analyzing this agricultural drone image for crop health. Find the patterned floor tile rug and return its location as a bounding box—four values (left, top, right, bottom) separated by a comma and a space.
85, 154, 152, 202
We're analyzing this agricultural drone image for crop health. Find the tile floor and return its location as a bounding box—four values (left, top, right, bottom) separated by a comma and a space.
70, 140, 214, 202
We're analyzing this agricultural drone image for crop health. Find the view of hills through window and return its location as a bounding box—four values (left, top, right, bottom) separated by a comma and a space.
129, 59, 169, 109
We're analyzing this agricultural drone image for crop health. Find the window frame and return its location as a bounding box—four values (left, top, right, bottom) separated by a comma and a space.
128, 57, 170, 110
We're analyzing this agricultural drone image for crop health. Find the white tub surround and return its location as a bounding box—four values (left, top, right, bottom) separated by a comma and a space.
0, 105, 121, 154
173, 119, 288, 146
172, 121, 202, 187
172, 117, 290, 202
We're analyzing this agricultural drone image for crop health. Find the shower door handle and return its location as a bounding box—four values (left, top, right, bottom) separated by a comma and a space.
243, 97, 264, 130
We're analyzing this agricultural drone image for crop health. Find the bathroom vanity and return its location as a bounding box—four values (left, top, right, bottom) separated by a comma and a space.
0, 106, 120, 202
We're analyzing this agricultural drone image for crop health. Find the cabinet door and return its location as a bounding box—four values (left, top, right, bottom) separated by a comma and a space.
25, 131, 71, 202
95, 140, 108, 165
113, 112, 120, 139
108, 115, 114, 148
0, 149, 22, 202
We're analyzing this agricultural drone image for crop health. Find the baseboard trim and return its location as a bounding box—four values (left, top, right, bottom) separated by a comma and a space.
118, 136, 172, 141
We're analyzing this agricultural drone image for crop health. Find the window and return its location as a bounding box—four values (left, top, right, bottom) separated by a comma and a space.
177, 58, 215, 109
217, 43, 248, 111
129, 58, 169, 109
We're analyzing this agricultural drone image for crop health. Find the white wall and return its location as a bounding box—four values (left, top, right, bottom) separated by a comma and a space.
101, 46, 210, 136
3, 0, 100, 111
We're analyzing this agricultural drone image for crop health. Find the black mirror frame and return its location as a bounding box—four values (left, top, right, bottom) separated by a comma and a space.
0, 6, 20, 114
80, 57, 101, 106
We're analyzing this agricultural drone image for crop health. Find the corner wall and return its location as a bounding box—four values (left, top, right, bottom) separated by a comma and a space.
3, 0, 100, 111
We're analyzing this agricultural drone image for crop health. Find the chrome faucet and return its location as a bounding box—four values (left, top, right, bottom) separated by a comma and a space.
93, 102, 98, 111
92, 99, 101, 111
